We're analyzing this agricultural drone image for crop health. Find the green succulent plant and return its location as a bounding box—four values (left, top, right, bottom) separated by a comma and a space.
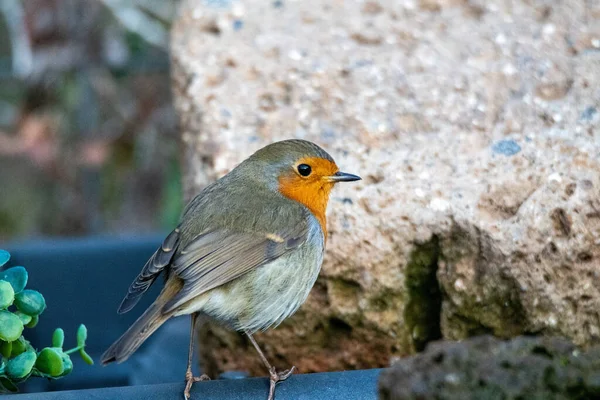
0, 249, 93, 393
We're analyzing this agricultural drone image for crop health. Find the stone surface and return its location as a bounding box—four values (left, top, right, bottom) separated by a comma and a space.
171, 0, 600, 376
379, 335, 600, 400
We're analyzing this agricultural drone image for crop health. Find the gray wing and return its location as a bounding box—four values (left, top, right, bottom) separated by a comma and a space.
117, 228, 180, 314
161, 218, 309, 313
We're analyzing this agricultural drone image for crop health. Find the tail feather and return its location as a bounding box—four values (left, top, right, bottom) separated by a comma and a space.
101, 278, 182, 365
101, 302, 171, 364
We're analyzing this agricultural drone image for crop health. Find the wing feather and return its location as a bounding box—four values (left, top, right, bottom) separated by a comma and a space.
162, 218, 309, 313
117, 228, 180, 314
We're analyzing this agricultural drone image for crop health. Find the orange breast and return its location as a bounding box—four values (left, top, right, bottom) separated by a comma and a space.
278, 157, 338, 241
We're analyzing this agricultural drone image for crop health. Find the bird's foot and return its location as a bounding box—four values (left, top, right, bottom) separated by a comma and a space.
267, 366, 296, 400
183, 372, 211, 400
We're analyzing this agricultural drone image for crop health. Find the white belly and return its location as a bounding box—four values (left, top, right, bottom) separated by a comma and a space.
197, 218, 324, 332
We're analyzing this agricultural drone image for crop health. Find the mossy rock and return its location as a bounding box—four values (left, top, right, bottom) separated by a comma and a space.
380, 336, 600, 400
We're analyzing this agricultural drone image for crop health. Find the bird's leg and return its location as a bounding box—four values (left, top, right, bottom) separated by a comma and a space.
183, 313, 210, 400
246, 331, 295, 400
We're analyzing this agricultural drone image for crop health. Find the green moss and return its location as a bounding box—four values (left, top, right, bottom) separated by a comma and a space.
369, 288, 401, 312
328, 278, 361, 301
403, 236, 442, 352
440, 225, 528, 339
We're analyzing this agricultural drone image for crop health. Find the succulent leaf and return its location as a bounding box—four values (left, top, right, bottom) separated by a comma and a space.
0, 267, 28, 294
0, 340, 12, 358
80, 348, 94, 365
35, 348, 64, 377
14, 290, 46, 316
59, 352, 73, 376
0, 250, 9, 268
6, 350, 36, 379
52, 328, 65, 348
0, 311, 24, 342
10, 337, 27, 357
0, 281, 14, 310
25, 315, 38, 328
76, 324, 88, 347
0, 255, 92, 388
14, 311, 32, 326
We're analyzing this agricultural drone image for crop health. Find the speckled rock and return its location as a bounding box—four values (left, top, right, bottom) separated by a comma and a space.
171, 0, 600, 376
379, 335, 600, 400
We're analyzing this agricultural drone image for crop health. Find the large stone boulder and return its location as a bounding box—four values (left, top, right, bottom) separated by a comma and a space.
379, 335, 600, 400
171, 0, 600, 376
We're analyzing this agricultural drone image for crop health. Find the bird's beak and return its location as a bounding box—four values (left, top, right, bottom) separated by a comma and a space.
326, 171, 362, 182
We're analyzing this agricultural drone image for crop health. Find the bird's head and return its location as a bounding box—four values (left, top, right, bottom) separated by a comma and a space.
236, 139, 361, 232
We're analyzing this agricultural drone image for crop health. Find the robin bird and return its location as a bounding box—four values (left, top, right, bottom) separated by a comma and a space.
101, 139, 361, 400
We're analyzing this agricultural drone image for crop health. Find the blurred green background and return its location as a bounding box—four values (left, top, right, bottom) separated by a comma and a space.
0, 0, 183, 240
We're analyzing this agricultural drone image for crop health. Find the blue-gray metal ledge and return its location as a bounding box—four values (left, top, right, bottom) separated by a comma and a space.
5, 368, 382, 400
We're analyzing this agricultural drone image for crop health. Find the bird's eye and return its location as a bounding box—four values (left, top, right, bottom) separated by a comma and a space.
297, 164, 312, 177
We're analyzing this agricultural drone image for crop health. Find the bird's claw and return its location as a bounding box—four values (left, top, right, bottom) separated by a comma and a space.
269, 366, 295, 382
267, 366, 296, 400
183, 372, 211, 400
